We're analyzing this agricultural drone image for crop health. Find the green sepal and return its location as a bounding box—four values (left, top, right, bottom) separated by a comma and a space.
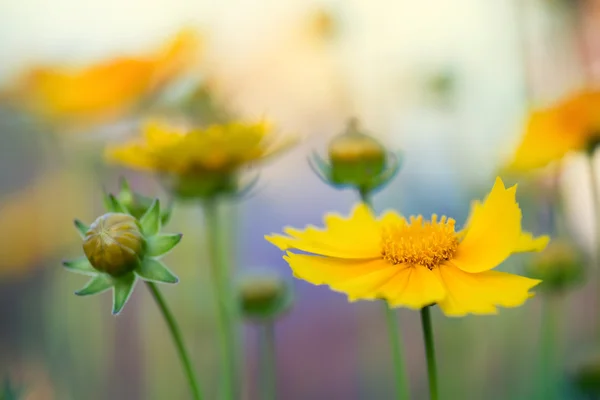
75, 275, 113, 296
2, 376, 25, 400
161, 201, 174, 225
140, 199, 161, 236
112, 273, 136, 315
135, 258, 179, 284
366, 151, 402, 194
118, 177, 134, 204
63, 257, 97, 276
105, 192, 130, 214
74, 219, 90, 238
147, 233, 183, 257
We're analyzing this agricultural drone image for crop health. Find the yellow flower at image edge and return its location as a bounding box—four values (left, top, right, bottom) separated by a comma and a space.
8, 29, 200, 122
106, 120, 294, 197
507, 90, 600, 172
266, 178, 550, 316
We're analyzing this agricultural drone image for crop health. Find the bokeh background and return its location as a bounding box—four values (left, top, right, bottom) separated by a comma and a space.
1, 0, 600, 399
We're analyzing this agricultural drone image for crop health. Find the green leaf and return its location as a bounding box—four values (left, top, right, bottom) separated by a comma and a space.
147, 233, 183, 257
112, 273, 136, 315
63, 257, 97, 276
140, 198, 160, 236
136, 258, 179, 284
75, 275, 113, 296
74, 219, 90, 238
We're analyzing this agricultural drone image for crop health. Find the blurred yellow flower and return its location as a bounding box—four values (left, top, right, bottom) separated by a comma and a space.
0, 171, 92, 279
7, 29, 200, 124
508, 90, 600, 171
106, 119, 293, 197
266, 177, 549, 316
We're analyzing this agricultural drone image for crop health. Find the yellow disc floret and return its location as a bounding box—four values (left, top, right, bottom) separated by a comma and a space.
381, 214, 459, 269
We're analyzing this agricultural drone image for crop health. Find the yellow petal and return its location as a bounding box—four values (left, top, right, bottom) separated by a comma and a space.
434, 263, 541, 317
383, 264, 447, 309
452, 177, 522, 273
265, 203, 382, 258
283, 252, 394, 300
105, 142, 157, 170
506, 107, 587, 172
515, 232, 550, 253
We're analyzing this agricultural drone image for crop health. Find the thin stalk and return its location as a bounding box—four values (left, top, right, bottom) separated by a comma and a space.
259, 322, 277, 400
203, 200, 237, 400
587, 153, 600, 336
359, 189, 410, 400
538, 294, 561, 400
145, 282, 203, 400
420, 306, 438, 400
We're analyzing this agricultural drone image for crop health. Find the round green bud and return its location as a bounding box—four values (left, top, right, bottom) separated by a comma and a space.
526, 240, 585, 293
572, 354, 600, 395
328, 119, 386, 187
237, 274, 293, 321
82, 213, 145, 276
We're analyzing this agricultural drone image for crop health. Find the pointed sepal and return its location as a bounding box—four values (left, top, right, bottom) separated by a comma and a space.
112, 273, 136, 315
118, 177, 134, 204
74, 219, 90, 238
63, 257, 97, 276
161, 201, 174, 225
368, 151, 403, 193
135, 258, 179, 284
147, 233, 183, 257
140, 199, 161, 236
75, 275, 113, 296
106, 193, 130, 214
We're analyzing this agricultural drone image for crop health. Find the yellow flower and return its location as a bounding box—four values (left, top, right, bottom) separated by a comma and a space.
507, 90, 600, 171
106, 119, 293, 197
7, 29, 200, 123
266, 178, 549, 316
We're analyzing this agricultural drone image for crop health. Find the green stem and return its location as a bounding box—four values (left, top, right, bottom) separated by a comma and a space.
384, 304, 410, 400
539, 295, 561, 400
420, 306, 438, 400
260, 322, 277, 400
587, 153, 600, 336
145, 282, 203, 400
359, 189, 410, 400
203, 200, 237, 400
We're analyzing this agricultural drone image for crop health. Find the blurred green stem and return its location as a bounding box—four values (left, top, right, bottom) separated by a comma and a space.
260, 322, 277, 400
588, 153, 600, 334
359, 189, 410, 400
203, 200, 237, 400
421, 306, 438, 400
538, 294, 561, 400
146, 282, 203, 400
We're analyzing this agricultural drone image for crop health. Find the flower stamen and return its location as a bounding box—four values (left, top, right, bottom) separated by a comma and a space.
381, 214, 459, 269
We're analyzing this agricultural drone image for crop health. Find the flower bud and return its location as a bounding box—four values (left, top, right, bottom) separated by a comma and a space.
237, 273, 293, 321
328, 119, 386, 188
526, 240, 584, 293
82, 213, 145, 276
572, 353, 600, 396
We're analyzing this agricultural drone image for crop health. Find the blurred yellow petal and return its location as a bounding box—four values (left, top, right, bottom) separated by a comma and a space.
452, 177, 522, 273
515, 232, 550, 253
265, 203, 381, 259
507, 90, 600, 172
435, 263, 541, 317
8, 28, 201, 123
105, 142, 157, 171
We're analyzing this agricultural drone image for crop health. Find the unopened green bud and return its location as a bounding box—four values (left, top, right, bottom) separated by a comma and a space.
572, 353, 600, 396
83, 213, 145, 277
238, 274, 293, 321
526, 240, 584, 293
328, 119, 386, 187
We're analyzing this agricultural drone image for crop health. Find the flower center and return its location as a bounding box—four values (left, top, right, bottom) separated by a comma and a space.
381, 214, 459, 269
